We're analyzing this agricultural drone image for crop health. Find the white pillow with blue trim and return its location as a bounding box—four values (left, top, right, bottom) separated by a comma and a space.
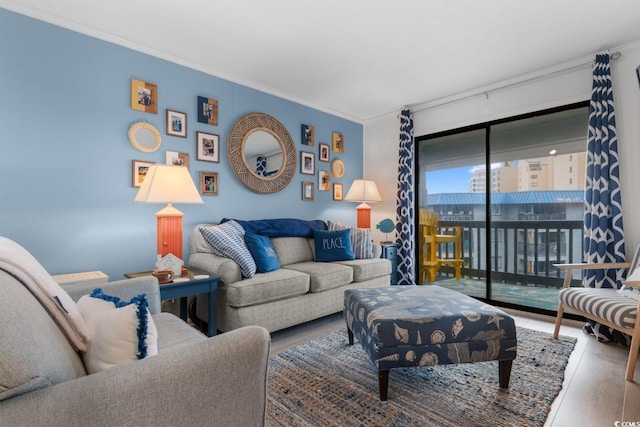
77, 289, 158, 374
200, 221, 257, 278
620, 268, 640, 301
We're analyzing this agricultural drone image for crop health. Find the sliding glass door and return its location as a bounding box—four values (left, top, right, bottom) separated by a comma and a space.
416, 103, 588, 313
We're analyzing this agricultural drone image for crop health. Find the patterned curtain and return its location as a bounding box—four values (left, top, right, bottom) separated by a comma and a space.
256, 156, 267, 176
395, 109, 415, 285
583, 51, 627, 344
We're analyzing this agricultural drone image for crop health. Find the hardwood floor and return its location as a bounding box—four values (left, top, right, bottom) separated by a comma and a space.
269, 309, 640, 427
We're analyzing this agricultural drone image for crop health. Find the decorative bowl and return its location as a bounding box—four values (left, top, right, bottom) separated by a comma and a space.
152, 269, 173, 284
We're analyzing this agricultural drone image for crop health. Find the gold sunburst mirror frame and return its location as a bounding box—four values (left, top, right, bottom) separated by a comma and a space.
227, 112, 297, 194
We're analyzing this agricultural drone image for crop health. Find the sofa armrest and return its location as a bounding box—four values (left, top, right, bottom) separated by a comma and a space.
0, 326, 271, 427
189, 252, 243, 286
62, 276, 162, 314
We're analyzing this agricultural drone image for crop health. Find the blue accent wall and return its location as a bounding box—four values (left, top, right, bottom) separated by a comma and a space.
0, 8, 363, 279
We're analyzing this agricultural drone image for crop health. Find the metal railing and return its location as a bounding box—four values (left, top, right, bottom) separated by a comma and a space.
432, 219, 584, 288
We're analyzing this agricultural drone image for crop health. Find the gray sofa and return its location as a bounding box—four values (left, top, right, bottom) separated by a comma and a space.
0, 240, 270, 427
188, 220, 392, 333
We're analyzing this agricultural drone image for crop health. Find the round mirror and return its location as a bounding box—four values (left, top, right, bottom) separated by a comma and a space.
228, 113, 296, 194
243, 129, 284, 177
128, 122, 161, 153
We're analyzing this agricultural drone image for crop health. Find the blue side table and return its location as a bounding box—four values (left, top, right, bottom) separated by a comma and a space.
380, 243, 398, 285
125, 267, 219, 337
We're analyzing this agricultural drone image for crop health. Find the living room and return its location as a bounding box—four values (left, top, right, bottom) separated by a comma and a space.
2, 1, 640, 426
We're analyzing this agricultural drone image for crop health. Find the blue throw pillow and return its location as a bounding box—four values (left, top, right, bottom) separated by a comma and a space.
244, 232, 281, 273
327, 220, 373, 259
314, 229, 355, 262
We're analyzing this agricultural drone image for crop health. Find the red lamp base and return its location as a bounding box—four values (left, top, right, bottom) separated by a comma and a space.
355, 203, 372, 229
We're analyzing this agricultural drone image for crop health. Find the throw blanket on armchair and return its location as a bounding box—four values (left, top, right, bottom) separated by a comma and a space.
221, 218, 327, 237
0, 237, 90, 351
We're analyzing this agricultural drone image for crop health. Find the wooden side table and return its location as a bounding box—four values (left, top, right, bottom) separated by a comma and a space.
125, 267, 219, 337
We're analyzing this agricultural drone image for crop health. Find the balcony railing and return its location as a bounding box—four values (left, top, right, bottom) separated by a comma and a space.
433, 219, 584, 288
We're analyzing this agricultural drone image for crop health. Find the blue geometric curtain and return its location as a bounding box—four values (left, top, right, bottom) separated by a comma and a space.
395, 109, 415, 285
583, 51, 627, 343
256, 156, 267, 176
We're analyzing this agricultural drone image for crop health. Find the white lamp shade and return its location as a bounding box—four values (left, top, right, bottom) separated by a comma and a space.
134, 165, 203, 204
344, 179, 382, 203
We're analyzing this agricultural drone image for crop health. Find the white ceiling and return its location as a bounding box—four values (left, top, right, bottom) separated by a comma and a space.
3, 0, 640, 123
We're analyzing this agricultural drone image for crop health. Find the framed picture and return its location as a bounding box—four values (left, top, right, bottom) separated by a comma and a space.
319, 170, 330, 191
130, 79, 157, 114
199, 171, 218, 196
132, 160, 154, 188
302, 182, 314, 201
300, 151, 315, 175
196, 131, 220, 163
301, 124, 314, 146
332, 132, 344, 153
166, 151, 189, 168
319, 143, 330, 162
333, 183, 343, 201
166, 109, 187, 137
197, 96, 218, 126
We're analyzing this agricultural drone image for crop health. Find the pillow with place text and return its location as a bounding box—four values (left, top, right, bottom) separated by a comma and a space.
327, 220, 373, 259
200, 221, 257, 278
77, 288, 158, 374
244, 232, 281, 273
313, 229, 355, 262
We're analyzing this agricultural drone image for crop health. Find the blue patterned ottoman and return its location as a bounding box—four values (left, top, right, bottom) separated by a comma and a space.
344, 285, 517, 400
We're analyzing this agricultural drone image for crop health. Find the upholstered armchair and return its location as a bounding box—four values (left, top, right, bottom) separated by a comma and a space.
0, 236, 270, 426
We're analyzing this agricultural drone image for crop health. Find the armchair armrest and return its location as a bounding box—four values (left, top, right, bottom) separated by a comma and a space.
62, 276, 162, 314
553, 261, 632, 288
0, 326, 271, 427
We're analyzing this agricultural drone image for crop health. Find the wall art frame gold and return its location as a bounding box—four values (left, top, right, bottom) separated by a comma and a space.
130, 78, 157, 114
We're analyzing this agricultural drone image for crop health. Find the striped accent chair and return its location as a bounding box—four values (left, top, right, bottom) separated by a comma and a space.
554, 245, 640, 381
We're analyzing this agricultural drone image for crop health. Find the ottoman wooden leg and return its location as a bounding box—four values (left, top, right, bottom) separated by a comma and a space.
499, 359, 513, 388
378, 370, 389, 401
347, 328, 354, 345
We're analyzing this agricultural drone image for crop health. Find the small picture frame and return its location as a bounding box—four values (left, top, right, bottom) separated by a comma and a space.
197, 96, 218, 126
166, 151, 189, 168
130, 79, 157, 114
333, 183, 343, 201
132, 160, 154, 188
319, 170, 330, 191
300, 151, 315, 175
199, 171, 218, 196
302, 182, 314, 201
319, 143, 330, 162
332, 132, 344, 153
166, 109, 187, 138
196, 131, 220, 163
301, 124, 314, 146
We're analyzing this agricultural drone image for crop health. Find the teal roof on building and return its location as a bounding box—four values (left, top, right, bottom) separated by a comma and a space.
427, 190, 584, 206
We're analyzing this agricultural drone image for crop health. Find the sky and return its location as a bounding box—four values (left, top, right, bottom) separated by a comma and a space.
426, 166, 474, 194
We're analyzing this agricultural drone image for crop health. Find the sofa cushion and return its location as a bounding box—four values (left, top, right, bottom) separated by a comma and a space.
244, 232, 280, 273
271, 237, 314, 265
200, 221, 257, 278
313, 229, 355, 262
226, 269, 310, 308
77, 289, 159, 374
0, 269, 86, 402
327, 220, 373, 259
284, 261, 353, 292
333, 258, 392, 282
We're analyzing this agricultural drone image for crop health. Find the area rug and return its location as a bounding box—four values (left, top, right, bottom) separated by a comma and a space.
266, 327, 576, 427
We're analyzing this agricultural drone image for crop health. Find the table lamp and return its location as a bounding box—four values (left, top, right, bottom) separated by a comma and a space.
344, 179, 382, 228
134, 164, 203, 260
